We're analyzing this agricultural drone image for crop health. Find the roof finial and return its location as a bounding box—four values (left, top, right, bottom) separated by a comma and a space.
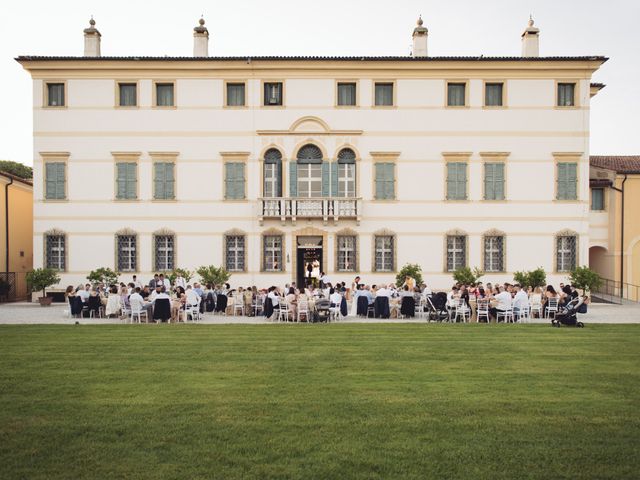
528, 14, 534, 27
417, 14, 423, 27
199, 15, 205, 26
89, 15, 95, 27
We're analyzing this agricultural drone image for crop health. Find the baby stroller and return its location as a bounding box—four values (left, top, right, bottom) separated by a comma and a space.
427, 293, 449, 322
314, 299, 331, 323
552, 296, 587, 328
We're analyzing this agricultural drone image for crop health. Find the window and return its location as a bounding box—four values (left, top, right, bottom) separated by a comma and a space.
556, 235, 577, 272
45, 162, 66, 200
263, 82, 283, 106
557, 162, 578, 200
484, 236, 504, 272
337, 82, 357, 106
263, 148, 283, 198
374, 235, 394, 272
118, 83, 137, 107
374, 163, 395, 200
446, 235, 466, 272
263, 235, 282, 272
557, 83, 576, 107
153, 162, 175, 200
447, 83, 466, 106
224, 162, 245, 200
296, 144, 323, 198
45, 234, 65, 270
337, 235, 356, 272
374, 83, 394, 106
446, 162, 467, 200
226, 83, 246, 107
115, 162, 137, 200
484, 163, 505, 200
337, 148, 356, 197
225, 235, 245, 272
155, 83, 174, 107
154, 235, 174, 271
46, 83, 65, 107
117, 235, 137, 272
485, 82, 503, 107
591, 188, 604, 211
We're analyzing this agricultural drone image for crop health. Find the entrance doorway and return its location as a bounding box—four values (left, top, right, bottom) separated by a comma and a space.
296, 236, 323, 289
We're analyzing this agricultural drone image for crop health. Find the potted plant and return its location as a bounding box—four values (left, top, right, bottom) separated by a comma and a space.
26, 268, 61, 306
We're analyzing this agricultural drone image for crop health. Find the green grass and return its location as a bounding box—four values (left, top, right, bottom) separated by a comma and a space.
0, 324, 639, 480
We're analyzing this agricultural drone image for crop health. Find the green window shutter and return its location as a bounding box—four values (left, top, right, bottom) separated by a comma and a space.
375, 164, 384, 199
116, 163, 127, 199
225, 163, 245, 200
484, 164, 494, 199
494, 163, 504, 199
289, 162, 297, 197
375, 163, 394, 200
126, 163, 137, 199
330, 162, 338, 197
45, 163, 65, 199
237, 163, 245, 199
165, 163, 175, 199
385, 164, 395, 199
154, 163, 165, 199
321, 162, 330, 197
566, 163, 577, 200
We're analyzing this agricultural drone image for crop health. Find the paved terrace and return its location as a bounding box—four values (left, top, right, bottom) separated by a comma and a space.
0, 302, 638, 325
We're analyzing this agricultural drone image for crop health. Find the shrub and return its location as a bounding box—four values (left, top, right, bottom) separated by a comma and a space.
453, 267, 483, 285
395, 263, 423, 287
168, 268, 194, 285
513, 268, 546, 289
196, 265, 231, 286
26, 268, 61, 297
569, 266, 603, 294
87, 268, 119, 286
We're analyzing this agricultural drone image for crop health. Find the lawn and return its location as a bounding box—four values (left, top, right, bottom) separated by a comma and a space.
0, 324, 639, 480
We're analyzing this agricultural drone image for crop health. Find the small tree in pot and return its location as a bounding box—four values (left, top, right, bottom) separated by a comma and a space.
196, 265, 231, 286
26, 268, 61, 306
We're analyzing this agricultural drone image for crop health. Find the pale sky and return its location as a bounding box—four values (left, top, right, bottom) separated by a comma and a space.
1, 0, 638, 165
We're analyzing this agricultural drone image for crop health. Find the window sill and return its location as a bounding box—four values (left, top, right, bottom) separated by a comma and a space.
224, 105, 248, 109
482, 106, 507, 110
372, 105, 397, 109
445, 105, 470, 109
152, 105, 177, 110
43, 106, 68, 109
43, 198, 68, 202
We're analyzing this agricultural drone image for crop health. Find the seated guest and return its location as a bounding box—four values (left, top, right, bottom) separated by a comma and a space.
105, 285, 122, 317
459, 285, 470, 307
129, 287, 152, 318
376, 284, 390, 298
77, 284, 91, 303
119, 285, 130, 311
149, 285, 162, 302
490, 286, 512, 321
152, 287, 172, 323
149, 274, 159, 289
400, 285, 413, 297
420, 283, 433, 297
512, 284, 529, 314
185, 285, 200, 306
446, 285, 459, 308
285, 287, 298, 318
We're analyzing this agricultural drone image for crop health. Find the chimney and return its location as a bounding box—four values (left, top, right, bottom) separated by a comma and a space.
521, 16, 540, 57
412, 15, 428, 57
83, 17, 101, 57
193, 17, 209, 57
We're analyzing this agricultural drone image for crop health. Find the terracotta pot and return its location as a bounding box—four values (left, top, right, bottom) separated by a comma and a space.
38, 296, 53, 307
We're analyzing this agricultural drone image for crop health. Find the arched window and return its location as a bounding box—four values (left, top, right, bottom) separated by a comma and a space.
296, 144, 323, 198
337, 148, 356, 197
263, 148, 282, 198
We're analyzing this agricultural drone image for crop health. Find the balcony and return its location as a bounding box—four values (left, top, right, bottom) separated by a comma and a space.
259, 197, 361, 225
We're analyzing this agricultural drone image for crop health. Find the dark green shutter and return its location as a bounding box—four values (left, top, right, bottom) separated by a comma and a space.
484, 164, 494, 199
566, 163, 577, 200
154, 163, 164, 199
375, 164, 384, 199
289, 162, 297, 197
494, 163, 504, 200
321, 162, 330, 197
330, 162, 338, 197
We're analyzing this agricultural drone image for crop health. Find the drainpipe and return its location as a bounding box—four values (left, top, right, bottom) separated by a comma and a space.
611, 174, 628, 298
4, 175, 13, 273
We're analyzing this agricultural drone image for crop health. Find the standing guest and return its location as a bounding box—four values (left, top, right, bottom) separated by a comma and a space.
149, 274, 159, 289
174, 273, 187, 290
157, 273, 168, 290
320, 272, 330, 289
132, 275, 143, 289
402, 275, 416, 290
459, 285, 470, 307
446, 285, 459, 308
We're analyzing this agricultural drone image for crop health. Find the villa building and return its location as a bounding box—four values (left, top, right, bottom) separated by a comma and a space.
17, 17, 608, 289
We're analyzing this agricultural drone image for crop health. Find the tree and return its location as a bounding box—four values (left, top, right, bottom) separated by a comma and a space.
168, 268, 194, 285
452, 267, 483, 285
87, 268, 119, 286
569, 266, 603, 294
0, 160, 32, 179
26, 268, 61, 298
196, 265, 231, 286
513, 268, 547, 289
395, 263, 423, 287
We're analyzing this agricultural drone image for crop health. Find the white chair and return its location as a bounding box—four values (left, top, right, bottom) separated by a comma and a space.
130, 306, 148, 324
545, 297, 559, 319
297, 300, 310, 322
277, 303, 290, 322
453, 300, 471, 323
329, 304, 342, 322
476, 299, 490, 323
184, 301, 201, 323
529, 296, 543, 318
516, 305, 531, 323
415, 298, 427, 319
252, 297, 264, 317
233, 297, 245, 316
497, 308, 515, 323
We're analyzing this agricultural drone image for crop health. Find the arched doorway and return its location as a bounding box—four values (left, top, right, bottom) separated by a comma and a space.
588, 246, 611, 281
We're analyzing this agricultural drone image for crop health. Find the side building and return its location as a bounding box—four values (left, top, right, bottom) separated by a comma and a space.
17, 17, 607, 289
589, 156, 640, 300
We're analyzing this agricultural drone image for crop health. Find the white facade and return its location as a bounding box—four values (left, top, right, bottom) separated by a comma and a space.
18, 20, 607, 290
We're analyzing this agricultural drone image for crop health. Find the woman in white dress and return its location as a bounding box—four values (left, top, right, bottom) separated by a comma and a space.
105, 285, 122, 317
350, 276, 361, 316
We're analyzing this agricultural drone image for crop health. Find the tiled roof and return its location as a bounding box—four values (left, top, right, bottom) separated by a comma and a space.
15, 55, 608, 63
0, 171, 33, 186
590, 156, 640, 174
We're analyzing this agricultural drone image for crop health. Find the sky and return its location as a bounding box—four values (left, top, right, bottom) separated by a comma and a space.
1, 0, 638, 165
